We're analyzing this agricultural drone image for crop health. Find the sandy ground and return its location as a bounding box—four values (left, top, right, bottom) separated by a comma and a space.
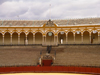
0, 73, 92, 75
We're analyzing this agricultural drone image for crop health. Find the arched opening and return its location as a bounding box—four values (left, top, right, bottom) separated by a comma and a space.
83, 31, 89, 44
46, 32, 54, 45
91, 31, 98, 44
35, 32, 42, 44
67, 32, 74, 44
27, 32, 33, 44
4, 32, 10, 44
20, 32, 26, 44
75, 31, 81, 44
58, 32, 66, 44
12, 32, 18, 45
0, 33, 3, 45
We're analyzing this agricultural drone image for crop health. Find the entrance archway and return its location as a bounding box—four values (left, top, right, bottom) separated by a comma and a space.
75, 31, 81, 44
0, 33, 3, 45
67, 32, 74, 44
12, 32, 18, 45
20, 32, 26, 44
27, 32, 33, 44
4, 32, 10, 44
91, 31, 98, 44
35, 32, 42, 44
83, 31, 89, 44
46, 32, 54, 45
58, 32, 66, 44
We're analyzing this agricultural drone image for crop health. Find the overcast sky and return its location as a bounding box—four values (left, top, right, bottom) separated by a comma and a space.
0, 0, 100, 20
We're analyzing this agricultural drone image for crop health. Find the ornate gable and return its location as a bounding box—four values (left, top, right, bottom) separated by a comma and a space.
43, 19, 57, 27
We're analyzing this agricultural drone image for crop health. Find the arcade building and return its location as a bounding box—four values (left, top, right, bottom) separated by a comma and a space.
0, 18, 100, 46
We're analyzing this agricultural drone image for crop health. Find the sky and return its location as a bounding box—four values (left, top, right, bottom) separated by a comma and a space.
0, 0, 100, 20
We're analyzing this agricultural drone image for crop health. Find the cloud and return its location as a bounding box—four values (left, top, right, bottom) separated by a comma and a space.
0, 0, 100, 20
0, 0, 10, 4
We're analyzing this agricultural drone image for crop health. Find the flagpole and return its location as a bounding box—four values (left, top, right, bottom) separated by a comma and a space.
50, 4, 51, 20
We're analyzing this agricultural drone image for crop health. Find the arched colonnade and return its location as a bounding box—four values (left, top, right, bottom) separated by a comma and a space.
0, 30, 99, 45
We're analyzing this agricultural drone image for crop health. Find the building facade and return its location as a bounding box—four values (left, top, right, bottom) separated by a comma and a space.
0, 18, 100, 45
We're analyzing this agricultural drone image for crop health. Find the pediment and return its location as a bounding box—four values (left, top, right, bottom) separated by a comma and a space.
43, 19, 57, 27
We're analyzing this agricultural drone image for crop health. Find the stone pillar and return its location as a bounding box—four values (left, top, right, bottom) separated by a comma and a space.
3, 35, 4, 45
98, 32, 100, 44
54, 35, 57, 45
45, 36, 46, 45
89, 32, 91, 44
56, 36, 58, 45
42, 36, 45, 45
33, 35, 35, 44
10, 34, 12, 45
66, 36, 67, 44
25, 35, 28, 45
81, 34, 83, 44
18, 34, 20, 45
74, 33, 75, 43
54, 36, 55, 45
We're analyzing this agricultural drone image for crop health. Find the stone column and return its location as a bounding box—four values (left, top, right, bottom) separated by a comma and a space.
45, 36, 46, 45
56, 36, 58, 45
66, 35, 67, 44
10, 34, 12, 45
42, 36, 44, 45
54, 35, 57, 45
25, 35, 28, 45
74, 33, 75, 43
89, 32, 91, 44
3, 35, 4, 45
81, 34, 83, 44
66, 33, 68, 44
18, 34, 20, 45
54, 36, 55, 45
33, 35, 35, 44
98, 33, 100, 44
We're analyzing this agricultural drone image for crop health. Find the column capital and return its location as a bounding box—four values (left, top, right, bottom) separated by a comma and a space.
18, 33, 20, 36
55, 35, 58, 37
89, 32, 91, 35
26, 34, 28, 36
18, 35, 20, 38
73, 33, 75, 36
89, 32, 91, 36
81, 33, 83, 36
33, 33, 35, 36
43, 35, 46, 37
3, 35, 4, 37
10, 34, 12, 37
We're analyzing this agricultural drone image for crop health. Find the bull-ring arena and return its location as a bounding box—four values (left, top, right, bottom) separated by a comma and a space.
0, 18, 100, 75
